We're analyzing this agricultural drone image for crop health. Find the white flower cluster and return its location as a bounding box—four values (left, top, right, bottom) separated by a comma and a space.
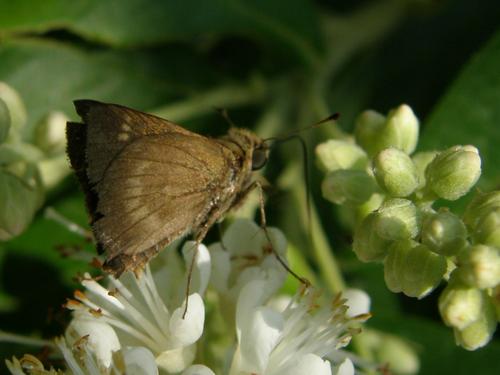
5, 219, 370, 375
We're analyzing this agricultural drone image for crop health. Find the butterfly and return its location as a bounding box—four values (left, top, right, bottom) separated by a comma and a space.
66, 100, 269, 277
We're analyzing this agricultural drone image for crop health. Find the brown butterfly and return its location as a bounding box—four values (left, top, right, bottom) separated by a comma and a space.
67, 100, 269, 277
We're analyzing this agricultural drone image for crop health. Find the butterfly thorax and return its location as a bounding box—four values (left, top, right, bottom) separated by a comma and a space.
211, 127, 261, 199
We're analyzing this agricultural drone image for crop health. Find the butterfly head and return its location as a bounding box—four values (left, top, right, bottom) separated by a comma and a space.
225, 128, 270, 171
251, 141, 269, 170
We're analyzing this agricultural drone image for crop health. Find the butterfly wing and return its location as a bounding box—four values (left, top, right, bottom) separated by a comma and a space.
67, 100, 235, 276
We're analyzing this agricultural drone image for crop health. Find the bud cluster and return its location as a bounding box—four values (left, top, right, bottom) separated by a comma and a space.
316, 104, 499, 350
0, 82, 70, 240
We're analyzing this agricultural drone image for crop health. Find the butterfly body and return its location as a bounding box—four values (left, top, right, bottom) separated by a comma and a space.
67, 100, 268, 276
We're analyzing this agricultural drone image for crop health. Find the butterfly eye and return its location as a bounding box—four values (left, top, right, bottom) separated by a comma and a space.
252, 147, 268, 170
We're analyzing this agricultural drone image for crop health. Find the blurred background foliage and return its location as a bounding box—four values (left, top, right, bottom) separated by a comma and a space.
0, 0, 499, 373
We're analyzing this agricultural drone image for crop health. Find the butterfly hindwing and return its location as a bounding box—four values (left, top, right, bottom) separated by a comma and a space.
95, 134, 234, 275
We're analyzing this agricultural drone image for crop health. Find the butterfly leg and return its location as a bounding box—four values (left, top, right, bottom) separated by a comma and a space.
251, 181, 310, 286
182, 221, 213, 319
182, 240, 202, 319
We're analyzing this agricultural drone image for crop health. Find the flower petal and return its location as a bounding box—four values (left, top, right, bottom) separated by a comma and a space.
182, 242, 211, 295
156, 345, 196, 374
283, 354, 332, 375
5, 357, 25, 375
343, 289, 371, 317
170, 293, 205, 346
230, 266, 285, 304
222, 219, 262, 256
65, 317, 120, 368
239, 306, 284, 374
265, 227, 288, 257
208, 245, 231, 293
236, 279, 273, 340
183, 364, 216, 375
122, 346, 158, 375
333, 358, 355, 375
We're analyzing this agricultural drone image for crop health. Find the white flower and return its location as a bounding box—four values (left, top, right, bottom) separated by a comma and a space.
121, 346, 158, 375
230, 280, 369, 375
209, 219, 288, 302
6, 355, 58, 375
65, 318, 120, 368
5, 336, 158, 375
343, 288, 371, 318
65, 241, 209, 373
332, 358, 355, 375
182, 364, 216, 375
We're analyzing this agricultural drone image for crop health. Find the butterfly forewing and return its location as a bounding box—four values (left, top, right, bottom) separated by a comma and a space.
74, 100, 196, 185
67, 100, 240, 276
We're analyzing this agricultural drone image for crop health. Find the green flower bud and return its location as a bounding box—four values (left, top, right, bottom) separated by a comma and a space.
472, 207, 500, 247
0, 169, 43, 240
0, 145, 42, 186
38, 155, 71, 190
412, 151, 438, 190
354, 110, 386, 157
425, 145, 481, 201
336, 193, 384, 232
315, 139, 368, 172
363, 330, 420, 375
0, 142, 45, 172
353, 212, 392, 262
373, 148, 419, 197
354, 105, 419, 157
321, 169, 377, 206
375, 198, 421, 240
444, 257, 457, 281
439, 282, 483, 330
421, 209, 467, 256
0, 82, 27, 141
382, 104, 419, 155
0, 98, 10, 143
458, 245, 500, 289
384, 240, 447, 298
34, 111, 68, 154
463, 191, 500, 231
453, 296, 496, 350
492, 286, 500, 322
377, 334, 420, 375
356, 192, 384, 222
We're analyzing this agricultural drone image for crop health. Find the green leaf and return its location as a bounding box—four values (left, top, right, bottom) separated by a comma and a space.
0, 38, 227, 135
0, 0, 323, 66
0, 169, 42, 241
373, 314, 500, 374
0, 99, 9, 143
3, 192, 93, 286
420, 28, 500, 192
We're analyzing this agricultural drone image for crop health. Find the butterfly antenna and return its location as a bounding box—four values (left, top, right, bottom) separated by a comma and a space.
263, 112, 339, 144
214, 107, 236, 128
278, 135, 313, 257
261, 113, 340, 278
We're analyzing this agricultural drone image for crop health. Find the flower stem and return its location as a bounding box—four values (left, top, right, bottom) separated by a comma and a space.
279, 163, 345, 293
0, 330, 55, 348
151, 77, 268, 123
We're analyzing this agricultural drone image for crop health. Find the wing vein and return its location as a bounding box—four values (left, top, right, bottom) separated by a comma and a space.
98, 187, 213, 223
115, 157, 201, 171
162, 143, 216, 174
